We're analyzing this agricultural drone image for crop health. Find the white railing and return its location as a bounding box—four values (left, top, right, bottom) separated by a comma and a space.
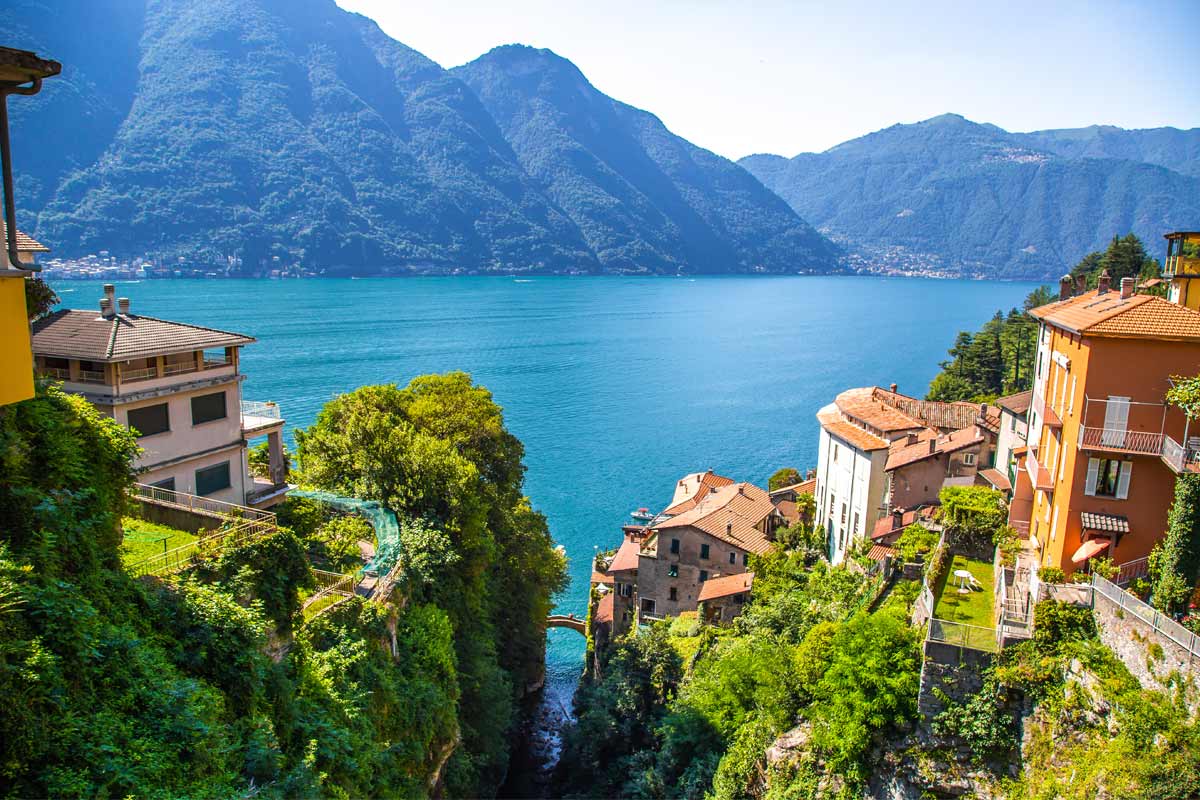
1093, 573, 1200, 658
1114, 556, 1150, 587
130, 482, 276, 523
203, 355, 233, 369
1078, 426, 1165, 455
241, 400, 282, 419
122, 366, 158, 381
39, 367, 70, 380
125, 516, 275, 578
78, 368, 106, 384
163, 361, 197, 376
1163, 435, 1200, 474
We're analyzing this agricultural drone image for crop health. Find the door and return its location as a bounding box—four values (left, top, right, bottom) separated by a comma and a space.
1101, 396, 1129, 447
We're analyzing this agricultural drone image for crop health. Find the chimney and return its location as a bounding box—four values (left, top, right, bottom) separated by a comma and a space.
103, 283, 115, 305
906, 433, 918, 446
1097, 270, 1111, 294
1120, 277, 1134, 299
1059, 274, 1073, 301
118, 297, 130, 316
928, 439, 937, 454
99, 297, 114, 318
1075, 274, 1087, 294
726, 520, 733, 536
890, 383, 898, 393
980, 402, 989, 416
738, 485, 745, 495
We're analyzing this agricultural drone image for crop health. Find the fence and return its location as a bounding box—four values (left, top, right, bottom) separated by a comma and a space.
928, 618, 997, 653
1093, 573, 1200, 658
302, 569, 358, 620
241, 400, 282, 419
1114, 556, 1150, 587
126, 484, 277, 577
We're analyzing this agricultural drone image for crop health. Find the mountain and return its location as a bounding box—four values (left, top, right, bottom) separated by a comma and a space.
2, 0, 839, 275
453, 46, 839, 274
740, 114, 1200, 278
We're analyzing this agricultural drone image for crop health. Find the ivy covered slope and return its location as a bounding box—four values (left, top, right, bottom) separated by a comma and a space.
740, 114, 1200, 279
0, 374, 564, 798
3, 0, 839, 275
453, 46, 841, 275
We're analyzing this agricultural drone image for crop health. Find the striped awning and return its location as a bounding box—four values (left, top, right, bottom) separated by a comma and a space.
1080, 511, 1130, 534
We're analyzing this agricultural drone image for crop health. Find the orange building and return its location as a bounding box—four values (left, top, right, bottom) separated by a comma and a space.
1010, 273, 1200, 580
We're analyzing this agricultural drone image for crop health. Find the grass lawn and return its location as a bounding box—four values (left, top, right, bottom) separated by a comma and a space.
933, 554, 995, 628
121, 517, 198, 566
303, 593, 349, 622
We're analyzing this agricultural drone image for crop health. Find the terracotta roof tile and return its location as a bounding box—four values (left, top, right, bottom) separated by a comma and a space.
817, 409, 890, 451
595, 592, 614, 624
7, 226, 49, 252
31, 308, 255, 362
607, 538, 641, 572
665, 470, 736, 514
885, 426, 983, 471
697, 571, 754, 602
872, 388, 983, 431
867, 544, 897, 561
835, 387, 925, 432
655, 482, 776, 554
977, 468, 1011, 492
995, 390, 1032, 416
590, 570, 614, 585
1029, 289, 1200, 341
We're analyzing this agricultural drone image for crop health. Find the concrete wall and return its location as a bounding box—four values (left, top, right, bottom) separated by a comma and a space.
130, 497, 228, 534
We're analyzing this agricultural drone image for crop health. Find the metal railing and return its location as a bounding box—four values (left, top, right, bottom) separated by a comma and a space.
38, 367, 70, 380
130, 482, 276, 523
1078, 426, 1164, 455
203, 355, 233, 369
928, 618, 997, 653
78, 368, 106, 384
302, 569, 358, 618
163, 361, 198, 376
1163, 435, 1200, 474
122, 365, 158, 382
1093, 573, 1200, 658
1114, 556, 1150, 587
125, 516, 275, 578
241, 400, 282, 419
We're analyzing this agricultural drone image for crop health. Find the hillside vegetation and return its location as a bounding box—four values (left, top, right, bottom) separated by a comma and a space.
740, 114, 1200, 278
0, 372, 564, 798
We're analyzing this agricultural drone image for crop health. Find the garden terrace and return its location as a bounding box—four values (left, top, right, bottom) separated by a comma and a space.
930, 553, 996, 652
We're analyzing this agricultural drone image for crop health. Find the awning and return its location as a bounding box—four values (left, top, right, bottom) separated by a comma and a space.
977, 468, 1012, 492
1070, 539, 1110, 564
1080, 511, 1129, 534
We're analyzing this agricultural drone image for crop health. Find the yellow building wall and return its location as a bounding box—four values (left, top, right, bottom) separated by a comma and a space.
0, 275, 34, 406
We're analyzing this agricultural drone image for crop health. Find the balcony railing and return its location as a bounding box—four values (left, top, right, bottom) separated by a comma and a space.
1033, 393, 1062, 428
1026, 450, 1053, 491
1163, 435, 1200, 474
78, 368, 106, 384
203, 355, 233, 369
241, 400, 282, 419
162, 361, 198, 377
38, 367, 70, 380
1078, 426, 1165, 456
122, 366, 158, 382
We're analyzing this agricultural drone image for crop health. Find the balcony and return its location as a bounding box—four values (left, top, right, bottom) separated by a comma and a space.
77, 368, 106, 384
1077, 426, 1165, 456
162, 361, 198, 377
1026, 450, 1054, 492
1163, 435, 1200, 474
241, 400, 284, 436
38, 366, 69, 380
122, 365, 158, 382
1033, 392, 1062, 428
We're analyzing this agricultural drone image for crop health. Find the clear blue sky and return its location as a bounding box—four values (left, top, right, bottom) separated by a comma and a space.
337, 0, 1200, 160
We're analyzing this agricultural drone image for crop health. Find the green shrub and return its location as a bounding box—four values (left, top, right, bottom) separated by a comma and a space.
1033, 600, 1096, 654
1038, 566, 1066, 584
896, 524, 938, 563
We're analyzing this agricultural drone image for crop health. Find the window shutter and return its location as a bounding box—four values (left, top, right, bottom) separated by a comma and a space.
1084, 459, 1099, 496
1116, 462, 1132, 499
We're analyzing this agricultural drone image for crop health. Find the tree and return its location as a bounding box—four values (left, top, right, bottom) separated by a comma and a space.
1151, 375, 1200, 612
768, 467, 802, 491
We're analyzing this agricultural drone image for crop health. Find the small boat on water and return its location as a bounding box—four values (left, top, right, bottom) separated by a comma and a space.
630, 507, 654, 522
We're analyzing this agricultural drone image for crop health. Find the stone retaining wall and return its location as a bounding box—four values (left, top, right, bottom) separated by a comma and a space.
917, 641, 993, 720
1092, 587, 1199, 706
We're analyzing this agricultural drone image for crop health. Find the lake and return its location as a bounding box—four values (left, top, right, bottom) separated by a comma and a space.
51, 274, 1040, 777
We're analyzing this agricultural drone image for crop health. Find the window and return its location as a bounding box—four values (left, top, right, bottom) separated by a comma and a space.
699, 570, 709, 582
832, 444, 839, 463
127, 403, 170, 437
963, 452, 976, 466
640, 598, 656, 614
840, 502, 847, 525
1010, 415, 1017, 431
734, 594, 745, 604
195, 461, 232, 496
668, 587, 678, 601
668, 564, 678, 578
728, 551, 736, 564
1086, 458, 1131, 499
742, 553, 749, 567
853, 512, 860, 536
621, 583, 633, 597
191, 391, 227, 425
150, 477, 176, 491
700, 543, 710, 560
670, 538, 680, 555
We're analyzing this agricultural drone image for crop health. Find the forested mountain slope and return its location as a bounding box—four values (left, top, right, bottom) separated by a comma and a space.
740, 114, 1200, 278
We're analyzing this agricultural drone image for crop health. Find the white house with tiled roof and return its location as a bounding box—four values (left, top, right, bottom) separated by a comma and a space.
815, 385, 996, 564
31, 285, 289, 507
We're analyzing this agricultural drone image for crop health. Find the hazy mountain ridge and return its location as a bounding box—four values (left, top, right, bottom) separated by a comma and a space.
3, 0, 838, 274
740, 114, 1200, 278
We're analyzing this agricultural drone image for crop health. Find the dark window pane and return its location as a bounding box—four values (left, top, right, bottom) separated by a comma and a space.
150, 477, 176, 491
127, 403, 170, 437
699, 570, 708, 582
670, 538, 680, 554
195, 461, 231, 496
700, 544, 710, 559
191, 391, 227, 425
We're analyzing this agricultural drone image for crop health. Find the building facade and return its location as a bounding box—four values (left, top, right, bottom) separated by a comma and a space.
32, 285, 289, 507
1011, 274, 1200, 576
1164, 231, 1200, 311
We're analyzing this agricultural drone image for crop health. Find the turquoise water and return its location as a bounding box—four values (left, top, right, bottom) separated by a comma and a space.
53, 275, 1039, 733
